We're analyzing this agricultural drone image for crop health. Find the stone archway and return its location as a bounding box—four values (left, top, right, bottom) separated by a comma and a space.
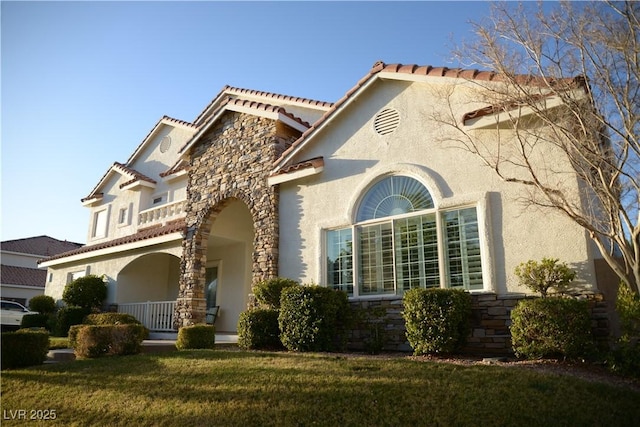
174, 110, 291, 328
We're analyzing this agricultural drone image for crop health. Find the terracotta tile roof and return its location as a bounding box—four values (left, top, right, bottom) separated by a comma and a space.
1, 265, 47, 288
82, 162, 157, 202
160, 158, 190, 178
114, 162, 157, 189
270, 156, 324, 177
1, 236, 83, 257
272, 61, 586, 170
194, 85, 333, 127
462, 92, 567, 123
39, 219, 186, 264
225, 98, 312, 127
179, 96, 312, 155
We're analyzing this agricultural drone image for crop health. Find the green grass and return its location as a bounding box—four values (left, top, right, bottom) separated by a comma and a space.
1, 350, 638, 426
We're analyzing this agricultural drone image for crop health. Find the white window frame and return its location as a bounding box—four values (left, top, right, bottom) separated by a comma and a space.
91, 206, 110, 239
322, 175, 487, 299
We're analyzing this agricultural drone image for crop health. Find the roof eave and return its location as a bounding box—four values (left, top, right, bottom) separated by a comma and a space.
267, 164, 324, 185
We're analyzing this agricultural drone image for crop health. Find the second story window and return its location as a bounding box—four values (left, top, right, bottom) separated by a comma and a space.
118, 207, 129, 226
92, 208, 108, 238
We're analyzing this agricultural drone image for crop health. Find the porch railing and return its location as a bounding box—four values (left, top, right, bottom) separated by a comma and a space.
138, 199, 186, 227
117, 301, 176, 332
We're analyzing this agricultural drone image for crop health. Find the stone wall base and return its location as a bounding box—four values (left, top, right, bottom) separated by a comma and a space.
346, 292, 610, 356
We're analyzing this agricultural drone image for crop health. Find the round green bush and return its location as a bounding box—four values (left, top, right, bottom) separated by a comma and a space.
176, 324, 216, 350
279, 285, 350, 352
28, 295, 56, 314
238, 309, 282, 350
402, 288, 472, 355
514, 258, 576, 297
62, 275, 108, 310
510, 297, 595, 360
253, 277, 299, 309
1, 329, 49, 369
54, 306, 91, 337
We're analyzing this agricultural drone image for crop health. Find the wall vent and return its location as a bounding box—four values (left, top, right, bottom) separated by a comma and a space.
160, 136, 172, 153
373, 108, 400, 136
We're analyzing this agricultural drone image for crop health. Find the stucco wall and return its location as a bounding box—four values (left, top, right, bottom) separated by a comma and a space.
278, 79, 596, 294
84, 123, 192, 245
44, 240, 183, 304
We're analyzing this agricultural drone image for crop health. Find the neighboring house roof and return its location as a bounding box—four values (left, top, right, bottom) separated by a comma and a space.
1, 235, 83, 257
1, 265, 47, 288
193, 85, 333, 127
271, 61, 586, 172
39, 219, 186, 263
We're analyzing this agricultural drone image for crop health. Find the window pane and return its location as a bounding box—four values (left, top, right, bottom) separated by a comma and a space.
444, 208, 483, 290
93, 209, 108, 238
358, 222, 394, 295
326, 228, 353, 296
357, 176, 434, 221
394, 214, 439, 293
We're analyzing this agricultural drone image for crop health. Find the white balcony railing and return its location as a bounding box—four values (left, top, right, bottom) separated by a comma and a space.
118, 301, 176, 331
138, 200, 186, 227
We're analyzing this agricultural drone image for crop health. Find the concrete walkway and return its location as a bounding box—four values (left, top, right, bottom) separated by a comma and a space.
47, 333, 238, 363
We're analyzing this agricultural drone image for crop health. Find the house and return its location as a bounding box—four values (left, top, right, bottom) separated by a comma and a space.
1, 236, 83, 306
41, 62, 611, 349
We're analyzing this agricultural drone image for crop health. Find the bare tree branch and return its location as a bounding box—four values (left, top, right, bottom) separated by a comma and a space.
436, 1, 639, 293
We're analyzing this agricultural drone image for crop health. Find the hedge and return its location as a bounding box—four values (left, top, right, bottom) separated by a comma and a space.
176, 324, 216, 350
1, 329, 49, 369
402, 288, 472, 355
510, 297, 595, 360
71, 324, 147, 358
279, 285, 350, 352
237, 309, 282, 350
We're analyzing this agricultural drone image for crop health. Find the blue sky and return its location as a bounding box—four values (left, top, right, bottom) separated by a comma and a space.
1, 1, 493, 244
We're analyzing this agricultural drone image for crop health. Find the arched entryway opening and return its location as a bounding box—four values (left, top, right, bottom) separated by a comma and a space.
116, 253, 181, 331
204, 198, 255, 332
116, 253, 181, 303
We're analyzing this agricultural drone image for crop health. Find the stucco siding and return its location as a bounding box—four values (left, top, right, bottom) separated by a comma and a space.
278, 79, 595, 294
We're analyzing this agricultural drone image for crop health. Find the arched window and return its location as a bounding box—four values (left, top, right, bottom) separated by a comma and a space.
326, 175, 483, 297
356, 176, 434, 221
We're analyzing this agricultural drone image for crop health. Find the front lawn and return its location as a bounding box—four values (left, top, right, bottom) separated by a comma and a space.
1, 350, 638, 426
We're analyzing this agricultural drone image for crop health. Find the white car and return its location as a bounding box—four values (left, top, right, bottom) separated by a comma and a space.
1, 300, 38, 330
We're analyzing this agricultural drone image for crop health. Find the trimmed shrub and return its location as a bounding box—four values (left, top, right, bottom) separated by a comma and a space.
1, 329, 49, 369
402, 288, 472, 355
62, 275, 107, 310
84, 312, 142, 326
279, 285, 350, 352
514, 258, 576, 297
609, 282, 640, 377
238, 309, 282, 350
20, 313, 50, 329
72, 324, 146, 358
616, 282, 640, 338
510, 297, 595, 360
28, 295, 56, 314
54, 306, 91, 337
176, 324, 216, 350
609, 337, 640, 378
253, 277, 299, 309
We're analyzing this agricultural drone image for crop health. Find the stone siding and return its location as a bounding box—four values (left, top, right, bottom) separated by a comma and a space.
347, 293, 610, 355
175, 111, 299, 328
